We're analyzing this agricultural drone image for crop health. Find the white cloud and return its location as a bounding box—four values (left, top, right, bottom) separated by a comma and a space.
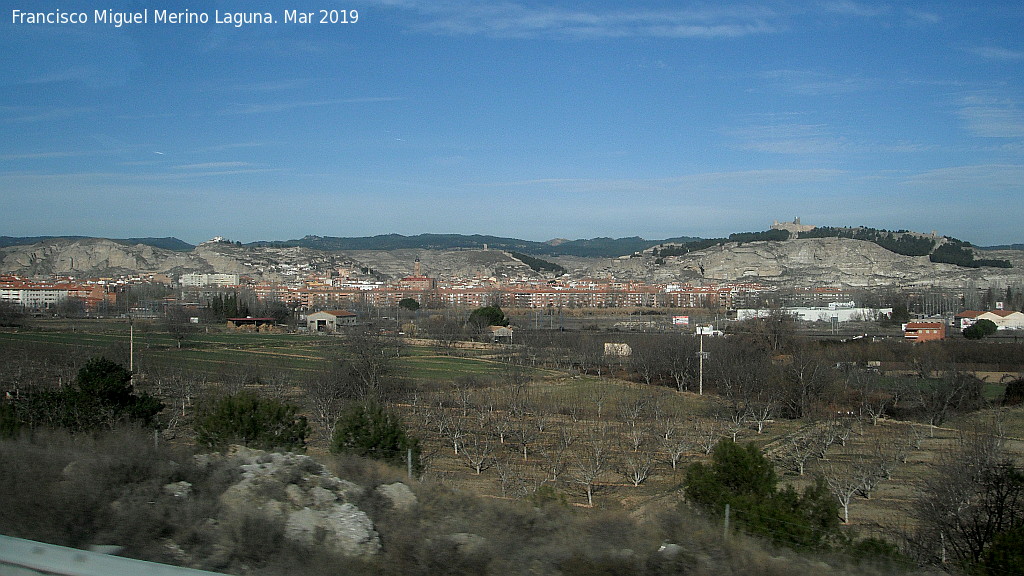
900, 164, 1024, 191
726, 123, 848, 154
221, 97, 401, 115
959, 96, 1024, 138
822, 1, 891, 18
760, 69, 875, 96
173, 162, 253, 170
373, 1, 782, 39
967, 46, 1024, 61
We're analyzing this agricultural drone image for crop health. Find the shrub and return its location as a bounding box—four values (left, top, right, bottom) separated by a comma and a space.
331, 402, 421, 474
685, 440, 840, 549
963, 319, 998, 340
1003, 378, 1024, 407
194, 392, 309, 451
13, 357, 163, 433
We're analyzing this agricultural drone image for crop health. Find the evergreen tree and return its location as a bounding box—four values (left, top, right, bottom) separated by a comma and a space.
195, 392, 309, 450
685, 439, 840, 549
331, 401, 421, 473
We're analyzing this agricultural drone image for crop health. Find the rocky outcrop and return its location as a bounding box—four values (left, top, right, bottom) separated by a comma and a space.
2, 236, 1021, 290
0, 238, 201, 277
558, 238, 1024, 289
201, 446, 381, 558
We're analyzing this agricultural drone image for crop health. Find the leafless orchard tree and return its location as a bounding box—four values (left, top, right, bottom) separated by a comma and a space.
495, 456, 528, 499
651, 397, 678, 441
446, 415, 468, 455
536, 443, 570, 483
912, 422, 1024, 566
823, 461, 863, 525
618, 448, 655, 487
461, 432, 496, 475
693, 419, 721, 455
304, 370, 346, 439
777, 434, 817, 476
780, 347, 835, 419
663, 435, 689, 470
570, 425, 609, 507
849, 369, 891, 426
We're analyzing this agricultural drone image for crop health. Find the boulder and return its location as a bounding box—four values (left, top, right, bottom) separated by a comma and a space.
375, 482, 417, 512
214, 446, 380, 557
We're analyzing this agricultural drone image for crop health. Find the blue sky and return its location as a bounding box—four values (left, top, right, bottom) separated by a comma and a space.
2, 1, 1022, 245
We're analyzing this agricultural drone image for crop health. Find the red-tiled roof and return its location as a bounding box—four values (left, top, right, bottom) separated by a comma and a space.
905, 322, 944, 329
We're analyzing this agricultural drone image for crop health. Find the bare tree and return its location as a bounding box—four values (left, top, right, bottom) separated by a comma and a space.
850, 369, 891, 426
777, 434, 817, 476
461, 433, 496, 475
693, 419, 721, 455
570, 426, 609, 507
618, 449, 655, 487
663, 435, 689, 470
913, 425, 1024, 565
780, 347, 835, 419
823, 461, 862, 525
495, 456, 527, 499
304, 370, 346, 439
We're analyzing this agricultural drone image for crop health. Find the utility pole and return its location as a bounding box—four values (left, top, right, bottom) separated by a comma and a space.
129, 315, 134, 373
697, 330, 709, 396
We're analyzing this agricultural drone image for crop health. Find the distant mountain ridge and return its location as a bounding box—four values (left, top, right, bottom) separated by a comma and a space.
2, 230, 1021, 260
247, 234, 703, 258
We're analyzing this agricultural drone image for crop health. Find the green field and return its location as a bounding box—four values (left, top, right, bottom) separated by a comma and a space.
0, 326, 539, 385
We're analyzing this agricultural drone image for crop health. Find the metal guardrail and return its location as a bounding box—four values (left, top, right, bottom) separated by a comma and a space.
0, 535, 225, 576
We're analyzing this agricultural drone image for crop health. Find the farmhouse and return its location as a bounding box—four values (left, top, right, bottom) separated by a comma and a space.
488, 325, 513, 343
306, 310, 358, 332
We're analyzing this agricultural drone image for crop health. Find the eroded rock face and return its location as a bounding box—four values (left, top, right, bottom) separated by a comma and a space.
212, 446, 380, 558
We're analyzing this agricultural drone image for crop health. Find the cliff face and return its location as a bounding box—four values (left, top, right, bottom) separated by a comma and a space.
0, 238, 540, 283
0, 238, 202, 277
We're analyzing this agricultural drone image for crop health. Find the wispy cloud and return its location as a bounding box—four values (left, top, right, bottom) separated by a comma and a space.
491, 168, 844, 193
374, 1, 782, 39
222, 97, 401, 115
900, 164, 1024, 191
0, 106, 90, 124
967, 46, 1024, 61
174, 162, 253, 170
959, 96, 1024, 138
726, 123, 848, 155
0, 151, 93, 160
822, 1, 891, 18
903, 9, 940, 24
760, 69, 875, 96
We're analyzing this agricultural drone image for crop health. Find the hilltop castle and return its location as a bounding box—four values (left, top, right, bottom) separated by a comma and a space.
771, 217, 816, 234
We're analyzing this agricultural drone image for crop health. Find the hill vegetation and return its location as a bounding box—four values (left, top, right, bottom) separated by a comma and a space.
652, 227, 1013, 269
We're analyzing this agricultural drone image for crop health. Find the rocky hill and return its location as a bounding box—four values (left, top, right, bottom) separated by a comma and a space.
555, 238, 1024, 289
0, 238, 544, 283
2, 236, 1022, 289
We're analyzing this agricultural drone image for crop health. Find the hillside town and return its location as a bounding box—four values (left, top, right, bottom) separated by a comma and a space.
3, 253, 1023, 341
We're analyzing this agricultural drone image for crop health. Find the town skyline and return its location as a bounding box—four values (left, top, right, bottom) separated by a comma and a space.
2, 1, 1023, 245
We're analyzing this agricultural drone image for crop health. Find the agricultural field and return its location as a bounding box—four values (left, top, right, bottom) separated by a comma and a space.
2, 318, 1024, 560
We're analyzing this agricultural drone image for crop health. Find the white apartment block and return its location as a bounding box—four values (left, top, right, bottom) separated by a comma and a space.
179, 273, 240, 287
0, 285, 69, 307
